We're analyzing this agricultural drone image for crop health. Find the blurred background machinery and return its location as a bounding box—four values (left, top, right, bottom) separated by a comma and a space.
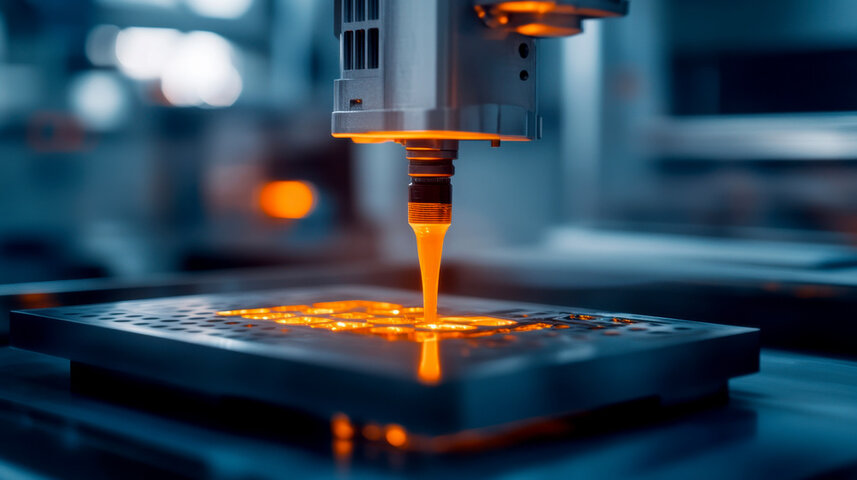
3, 0, 857, 353
0, 1, 857, 478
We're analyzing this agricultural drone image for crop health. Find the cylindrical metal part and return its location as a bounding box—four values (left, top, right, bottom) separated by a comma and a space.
408, 177, 452, 224
405, 140, 455, 223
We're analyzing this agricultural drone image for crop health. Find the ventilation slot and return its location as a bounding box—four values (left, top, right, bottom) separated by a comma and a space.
368, 28, 379, 69
368, 0, 379, 20
344, 31, 353, 70
355, 0, 365, 22
355, 29, 365, 69
344, 0, 352, 23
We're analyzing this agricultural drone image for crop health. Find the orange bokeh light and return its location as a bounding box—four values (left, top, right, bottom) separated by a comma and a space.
259, 180, 316, 219
331, 413, 355, 440
385, 424, 408, 447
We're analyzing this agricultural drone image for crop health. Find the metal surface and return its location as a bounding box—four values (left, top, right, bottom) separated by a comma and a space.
11, 286, 758, 437
0, 262, 414, 343
474, 0, 629, 37
0, 347, 853, 479
331, 0, 539, 141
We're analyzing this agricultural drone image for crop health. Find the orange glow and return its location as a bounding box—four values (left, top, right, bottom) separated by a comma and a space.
313, 301, 366, 311
496, 1, 556, 13
418, 333, 441, 384
490, 1, 621, 17
271, 305, 309, 312
258, 180, 316, 219
331, 312, 374, 319
304, 307, 336, 315
213, 299, 556, 384
366, 317, 414, 325
416, 323, 477, 331
441, 316, 518, 326
516, 23, 581, 37
18, 292, 57, 309
332, 439, 353, 461
466, 318, 518, 327
385, 424, 408, 448
370, 326, 415, 335
514, 323, 553, 332
361, 301, 402, 310
241, 312, 294, 320
274, 316, 332, 325
331, 413, 355, 440
311, 321, 369, 331
362, 423, 383, 441
332, 131, 531, 143
366, 308, 402, 316
410, 223, 450, 324
216, 308, 270, 316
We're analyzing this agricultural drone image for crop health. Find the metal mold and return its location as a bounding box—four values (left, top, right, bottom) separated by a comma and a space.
10, 285, 758, 437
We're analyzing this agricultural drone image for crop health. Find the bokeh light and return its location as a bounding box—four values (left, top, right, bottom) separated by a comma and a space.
185, 0, 254, 19
68, 71, 129, 131
115, 27, 182, 80
259, 180, 317, 219
160, 31, 242, 107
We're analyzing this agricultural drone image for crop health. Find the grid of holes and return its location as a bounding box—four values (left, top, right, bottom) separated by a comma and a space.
342, 0, 380, 71
491, 309, 695, 336
48, 294, 698, 345
343, 0, 379, 23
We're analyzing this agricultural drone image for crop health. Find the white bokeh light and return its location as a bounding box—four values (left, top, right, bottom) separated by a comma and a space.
115, 27, 182, 79
160, 31, 243, 107
185, 0, 253, 19
69, 71, 130, 130
85, 24, 120, 66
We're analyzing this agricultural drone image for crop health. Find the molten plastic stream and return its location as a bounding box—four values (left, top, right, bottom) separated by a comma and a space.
409, 222, 450, 324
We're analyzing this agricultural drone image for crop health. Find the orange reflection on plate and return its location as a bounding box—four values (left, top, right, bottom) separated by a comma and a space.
313, 301, 365, 312
366, 308, 403, 315
418, 333, 441, 384
311, 321, 369, 331
305, 307, 337, 315
370, 326, 415, 335
331, 312, 374, 319
216, 308, 271, 316
242, 312, 295, 320
275, 316, 332, 325
366, 317, 414, 325
442, 316, 518, 326
416, 323, 478, 331
271, 305, 309, 312
213, 299, 548, 384
514, 323, 553, 332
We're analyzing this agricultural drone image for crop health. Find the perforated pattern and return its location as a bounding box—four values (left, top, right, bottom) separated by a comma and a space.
36, 289, 701, 350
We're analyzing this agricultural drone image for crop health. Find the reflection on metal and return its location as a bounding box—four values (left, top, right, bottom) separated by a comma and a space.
10, 286, 759, 448
418, 333, 441, 384
217, 299, 526, 384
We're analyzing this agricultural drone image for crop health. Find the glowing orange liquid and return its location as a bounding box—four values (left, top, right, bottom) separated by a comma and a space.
418, 333, 441, 384
409, 223, 450, 324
